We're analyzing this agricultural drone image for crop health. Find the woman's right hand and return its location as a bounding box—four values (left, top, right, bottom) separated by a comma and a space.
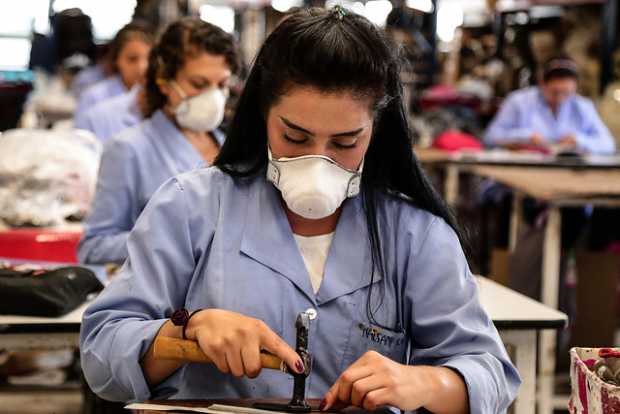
184, 309, 305, 378
529, 132, 547, 147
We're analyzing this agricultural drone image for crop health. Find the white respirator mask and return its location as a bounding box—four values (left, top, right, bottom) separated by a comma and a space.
171, 81, 227, 132
266, 147, 363, 219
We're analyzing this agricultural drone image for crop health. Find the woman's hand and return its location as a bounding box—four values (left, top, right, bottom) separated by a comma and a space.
321, 351, 469, 414
185, 309, 304, 378
558, 134, 577, 148
529, 132, 548, 147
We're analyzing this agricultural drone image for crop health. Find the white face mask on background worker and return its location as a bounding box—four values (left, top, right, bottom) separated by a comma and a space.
267, 147, 363, 220
170, 81, 227, 132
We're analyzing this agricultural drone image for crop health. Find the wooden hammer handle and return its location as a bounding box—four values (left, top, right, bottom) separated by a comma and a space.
153, 336, 285, 371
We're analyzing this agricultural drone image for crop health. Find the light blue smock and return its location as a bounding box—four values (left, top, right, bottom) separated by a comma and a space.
80, 167, 521, 413
77, 110, 224, 264
74, 75, 127, 121
74, 87, 142, 142
72, 64, 106, 98
484, 86, 616, 154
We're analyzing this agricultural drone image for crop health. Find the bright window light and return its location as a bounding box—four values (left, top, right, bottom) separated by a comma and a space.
0, 38, 32, 70
272, 0, 302, 13
200, 4, 235, 34
0, 0, 50, 36
513, 11, 529, 25
406, 0, 434, 13
437, 3, 463, 42
352, 2, 365, 15
364, 0, 393, 26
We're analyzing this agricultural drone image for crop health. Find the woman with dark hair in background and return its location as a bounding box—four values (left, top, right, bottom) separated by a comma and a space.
73, 21, 154, 120
80, 8, 519, 413
77, 18, 239, 264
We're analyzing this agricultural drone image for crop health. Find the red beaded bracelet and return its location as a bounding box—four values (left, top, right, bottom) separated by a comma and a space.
170, 308, 203, 339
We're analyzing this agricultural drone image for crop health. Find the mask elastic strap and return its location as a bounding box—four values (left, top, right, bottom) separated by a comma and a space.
355, 158, 365, 173
266, 147, 281, 186
346, 159, 363, 198
169, 81, 187, 100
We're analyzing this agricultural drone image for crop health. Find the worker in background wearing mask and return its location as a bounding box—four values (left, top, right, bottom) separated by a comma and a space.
78, 18, 239, 264
80, 8, 519, 413
484, 54, 616, 155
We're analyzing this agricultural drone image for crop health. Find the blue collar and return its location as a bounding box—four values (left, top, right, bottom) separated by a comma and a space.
240, 175, 377, 305
148, 110, 204, 169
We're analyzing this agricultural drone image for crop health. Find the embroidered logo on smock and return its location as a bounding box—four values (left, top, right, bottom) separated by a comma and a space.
358, 323, 404, 348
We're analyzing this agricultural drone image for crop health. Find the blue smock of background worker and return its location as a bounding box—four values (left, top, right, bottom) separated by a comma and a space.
74, 86, 142, 142
484, 55, 616, 155
73, 21, 154, 121
77, 18, 239, 264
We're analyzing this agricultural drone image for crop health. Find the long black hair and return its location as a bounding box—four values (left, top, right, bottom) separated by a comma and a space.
215, 7, 462, 331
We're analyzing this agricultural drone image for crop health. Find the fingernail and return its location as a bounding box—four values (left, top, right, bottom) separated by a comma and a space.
319, 399, 327, 411
295, 359, 305, 373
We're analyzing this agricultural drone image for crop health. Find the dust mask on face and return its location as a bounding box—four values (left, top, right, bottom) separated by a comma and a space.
171, 81, 227, 132
266, 147, 363, 219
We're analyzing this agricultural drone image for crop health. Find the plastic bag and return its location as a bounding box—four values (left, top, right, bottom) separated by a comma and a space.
21, 71, 77, 128
0, 262, 102, 316
0, 128, 101, 226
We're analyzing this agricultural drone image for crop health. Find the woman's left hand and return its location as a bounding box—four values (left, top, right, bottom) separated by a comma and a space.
320, 350, 433, 412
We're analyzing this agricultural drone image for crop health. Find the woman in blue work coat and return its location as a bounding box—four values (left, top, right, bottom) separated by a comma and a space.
75, 84, 143, 142
80, 8, 520, 413
73, 21, 154, 120
77, 19, 239, 264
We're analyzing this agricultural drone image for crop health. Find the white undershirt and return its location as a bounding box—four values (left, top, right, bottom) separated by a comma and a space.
293, 232, 335, 294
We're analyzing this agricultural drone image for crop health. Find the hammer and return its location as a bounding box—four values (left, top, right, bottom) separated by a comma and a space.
153, 311, 313, 413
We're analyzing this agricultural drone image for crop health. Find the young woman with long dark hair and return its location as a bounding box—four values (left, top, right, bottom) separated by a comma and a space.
81, 8, 519, 413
